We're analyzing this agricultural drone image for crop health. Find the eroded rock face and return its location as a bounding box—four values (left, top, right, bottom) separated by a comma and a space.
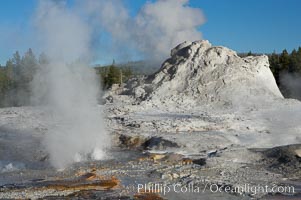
128, 40, 283, 108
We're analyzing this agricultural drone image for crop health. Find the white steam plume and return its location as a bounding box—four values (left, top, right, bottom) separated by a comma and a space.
31, 0, 205, 168
32, 0, 109, 169
280, 72, 301, 99
80, 0, 205, 61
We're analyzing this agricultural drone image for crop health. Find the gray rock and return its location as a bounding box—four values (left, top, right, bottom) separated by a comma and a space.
142, 137, 179, 150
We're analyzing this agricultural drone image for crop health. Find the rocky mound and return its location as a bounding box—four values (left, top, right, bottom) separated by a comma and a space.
125, 40, 283, 108
251, 144, 301, 177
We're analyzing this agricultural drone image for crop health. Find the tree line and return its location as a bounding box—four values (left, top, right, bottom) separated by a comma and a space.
1, 47, 301, 107
95, 60, 133, 90
0, 49, 39, 107
240, 47, 301, 98
0, 50, 134, 107
269, 48, 301, 97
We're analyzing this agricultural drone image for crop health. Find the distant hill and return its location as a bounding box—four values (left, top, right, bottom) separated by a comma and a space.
118, 61, 160, 75
95, 60, 161, 76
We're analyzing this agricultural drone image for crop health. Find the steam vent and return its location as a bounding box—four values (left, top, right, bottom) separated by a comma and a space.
1, 40, 301, 199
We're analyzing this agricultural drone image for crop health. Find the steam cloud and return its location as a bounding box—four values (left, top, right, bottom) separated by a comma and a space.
31, 0, 205, 168
280, 72, 301, 99
80, 0, 205, 61
32, 0, 109, 169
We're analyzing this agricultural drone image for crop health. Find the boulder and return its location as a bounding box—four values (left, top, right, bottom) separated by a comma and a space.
142, 137, 179, 150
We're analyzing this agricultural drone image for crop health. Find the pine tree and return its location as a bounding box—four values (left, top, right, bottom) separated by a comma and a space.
290, 49, 298, 72
279, 49, 290, 71
105, 65, 120, 88
296, 47, 301, 72
12, 51, 21, 81
39, 52, 49, 65
21, 48, 37, 82
269, 51, 280, 83
5, 59, 14, 81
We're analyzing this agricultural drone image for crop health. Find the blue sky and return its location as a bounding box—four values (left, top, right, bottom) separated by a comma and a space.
0, 0, 300, 65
